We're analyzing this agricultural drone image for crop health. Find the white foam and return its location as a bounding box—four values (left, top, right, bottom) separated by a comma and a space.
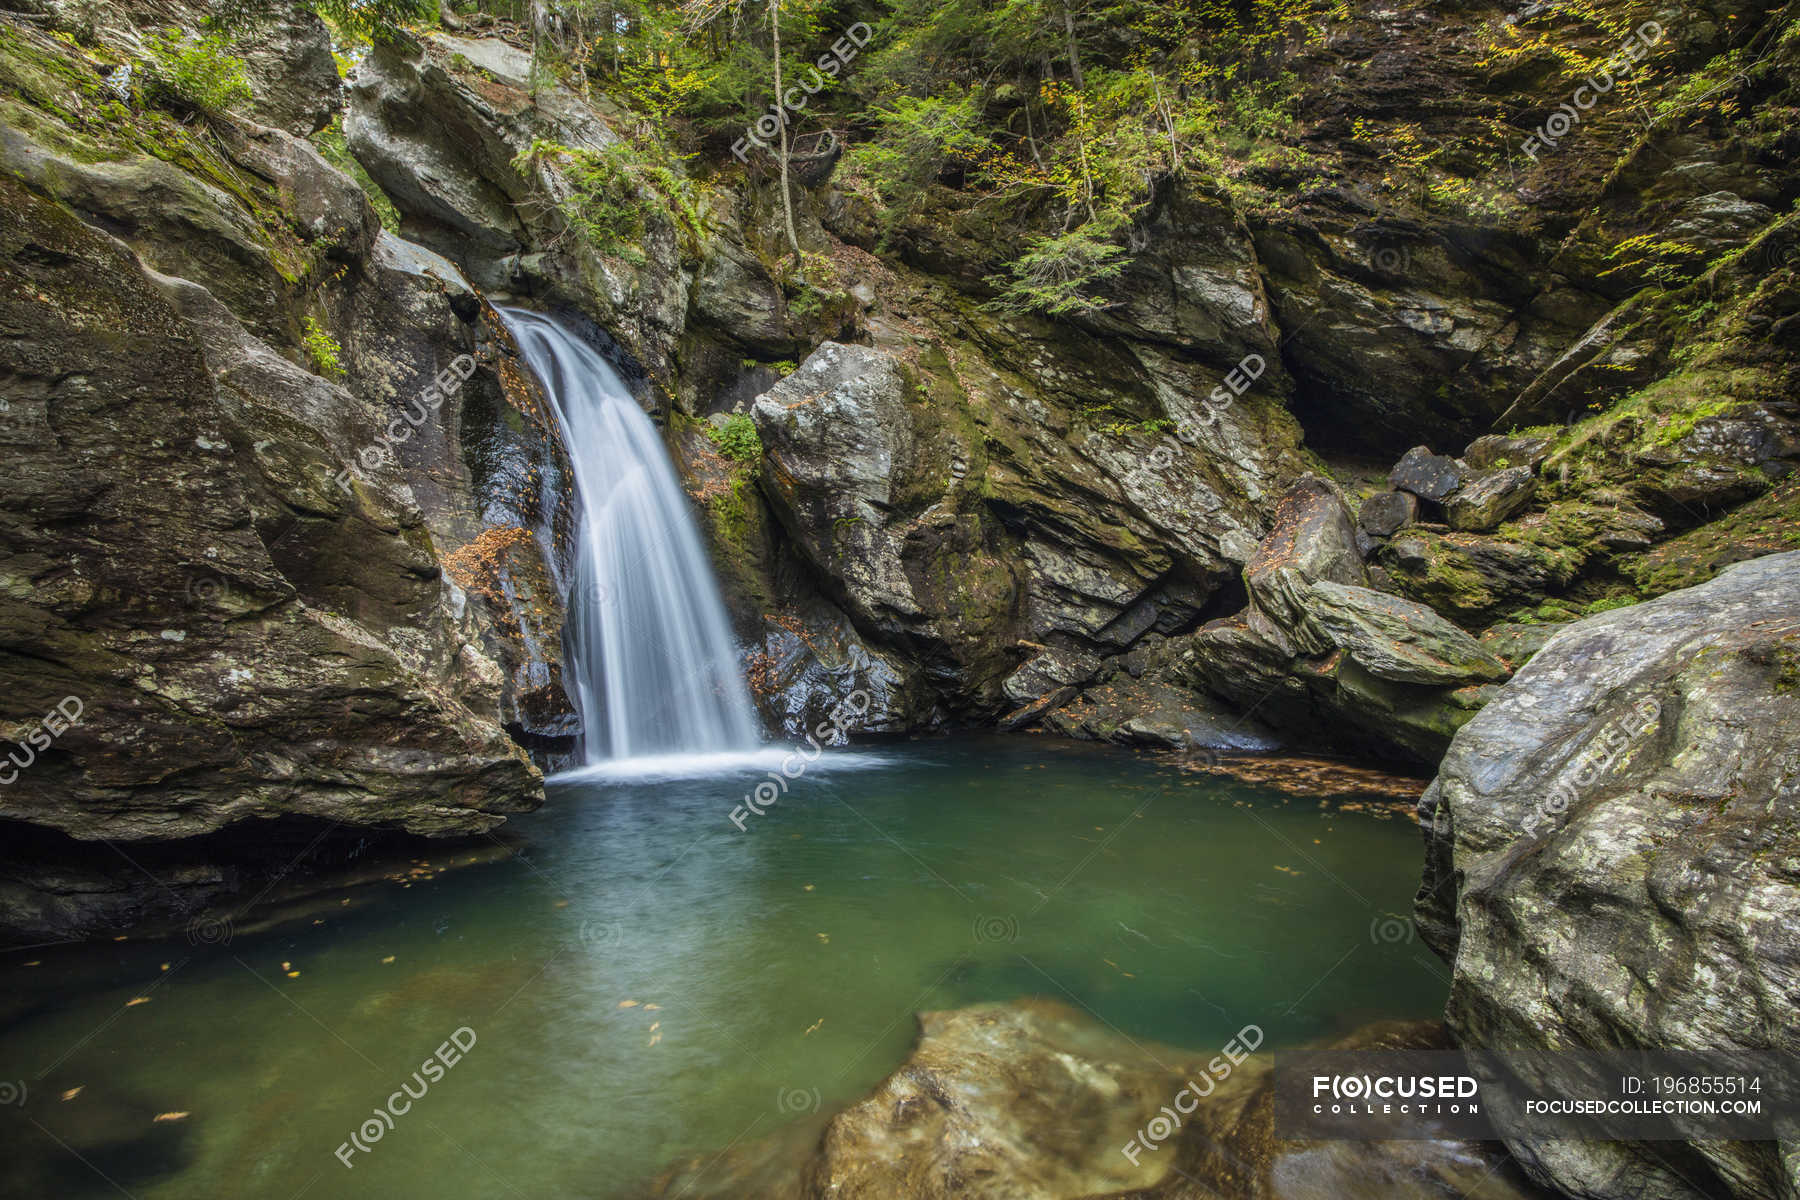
548, 747, 892, 784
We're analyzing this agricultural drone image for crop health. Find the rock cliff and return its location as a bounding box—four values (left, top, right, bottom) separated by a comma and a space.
1416, 551, 1800, 1199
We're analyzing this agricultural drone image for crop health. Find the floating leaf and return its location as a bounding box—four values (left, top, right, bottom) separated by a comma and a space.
61, 1087, 82, 1101
153, 1112, 189, 1123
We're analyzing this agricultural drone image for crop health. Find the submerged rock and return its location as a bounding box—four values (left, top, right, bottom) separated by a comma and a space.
648, 1001, 1549, 1200
1416, 551, 1800, 1200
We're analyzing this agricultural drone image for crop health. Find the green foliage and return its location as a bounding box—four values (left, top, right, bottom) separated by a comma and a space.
207, 0, 431, 45
515, 138, 706, 262
707, 413, 763, 463
311, 115, 403, 229
301, 316, 345, 379
983, 218, 1130, 316
846, 95, 990, 214
141, 30, 252, 117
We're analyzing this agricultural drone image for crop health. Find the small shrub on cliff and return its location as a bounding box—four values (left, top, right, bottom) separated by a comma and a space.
707, 413, 763, 464
301, 317, 346, 380
141, 30, 252, 118
514, 139, 705, 264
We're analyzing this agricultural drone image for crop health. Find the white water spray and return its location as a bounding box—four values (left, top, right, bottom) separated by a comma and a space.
502, 309, 761, 767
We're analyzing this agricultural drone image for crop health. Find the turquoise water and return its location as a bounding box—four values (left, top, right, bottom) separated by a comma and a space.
0, 737, 1445, 1198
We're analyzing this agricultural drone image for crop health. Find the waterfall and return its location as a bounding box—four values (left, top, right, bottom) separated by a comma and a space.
501, 309, 762, 767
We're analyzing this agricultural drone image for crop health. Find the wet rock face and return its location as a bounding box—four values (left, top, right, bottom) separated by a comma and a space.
236, 7, 341, 135
745, 328, 1303, 721
0, 182, 540, 861
1416, 552, 1800, 1200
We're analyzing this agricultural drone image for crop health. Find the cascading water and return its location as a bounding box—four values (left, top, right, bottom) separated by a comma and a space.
502, 309, 762, 768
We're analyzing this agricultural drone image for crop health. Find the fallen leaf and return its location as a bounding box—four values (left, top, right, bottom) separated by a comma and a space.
61, 1087, 82, 1101
125, 998, 149, 1007
554, 900, 570, 909
159, 963, 169, 972
644, 1003, 660, 1011
153, 1112, 188, 1123
802, 884, 815, 892
285, 971, 300, 978
381, 956, 395, 964
816, 933, 830, 944
281, 962, 291, 971
618, 1000, 639, 1009
647, 1032, 661, 1047
804, 1018, 824, 1036
648, 1022, 660, 1033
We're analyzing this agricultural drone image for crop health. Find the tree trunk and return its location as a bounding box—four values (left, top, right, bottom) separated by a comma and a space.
1150, 71, 1179, 173
771, 0, 802, 269
1062, 1, 1084, 90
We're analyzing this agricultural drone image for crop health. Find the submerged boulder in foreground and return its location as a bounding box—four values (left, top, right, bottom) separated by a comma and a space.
1416, 550, 1800, 1200
649, 1000, 1548, 1199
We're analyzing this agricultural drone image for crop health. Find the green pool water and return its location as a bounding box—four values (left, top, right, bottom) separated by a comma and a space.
0, 737, 1447, 1198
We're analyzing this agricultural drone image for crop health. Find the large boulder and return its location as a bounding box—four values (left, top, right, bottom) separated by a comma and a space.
1301, 581, 1511, 686
236, 6, 342, 136
1444, 466, 1538, 532
1415, 551, 1800, 1200
1243, 475, 1369, 653
651, 1002, 1549, 1200
1357, 490, 1419, 539
751, 342, 1025, 707
1389, 446, 1466, 503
